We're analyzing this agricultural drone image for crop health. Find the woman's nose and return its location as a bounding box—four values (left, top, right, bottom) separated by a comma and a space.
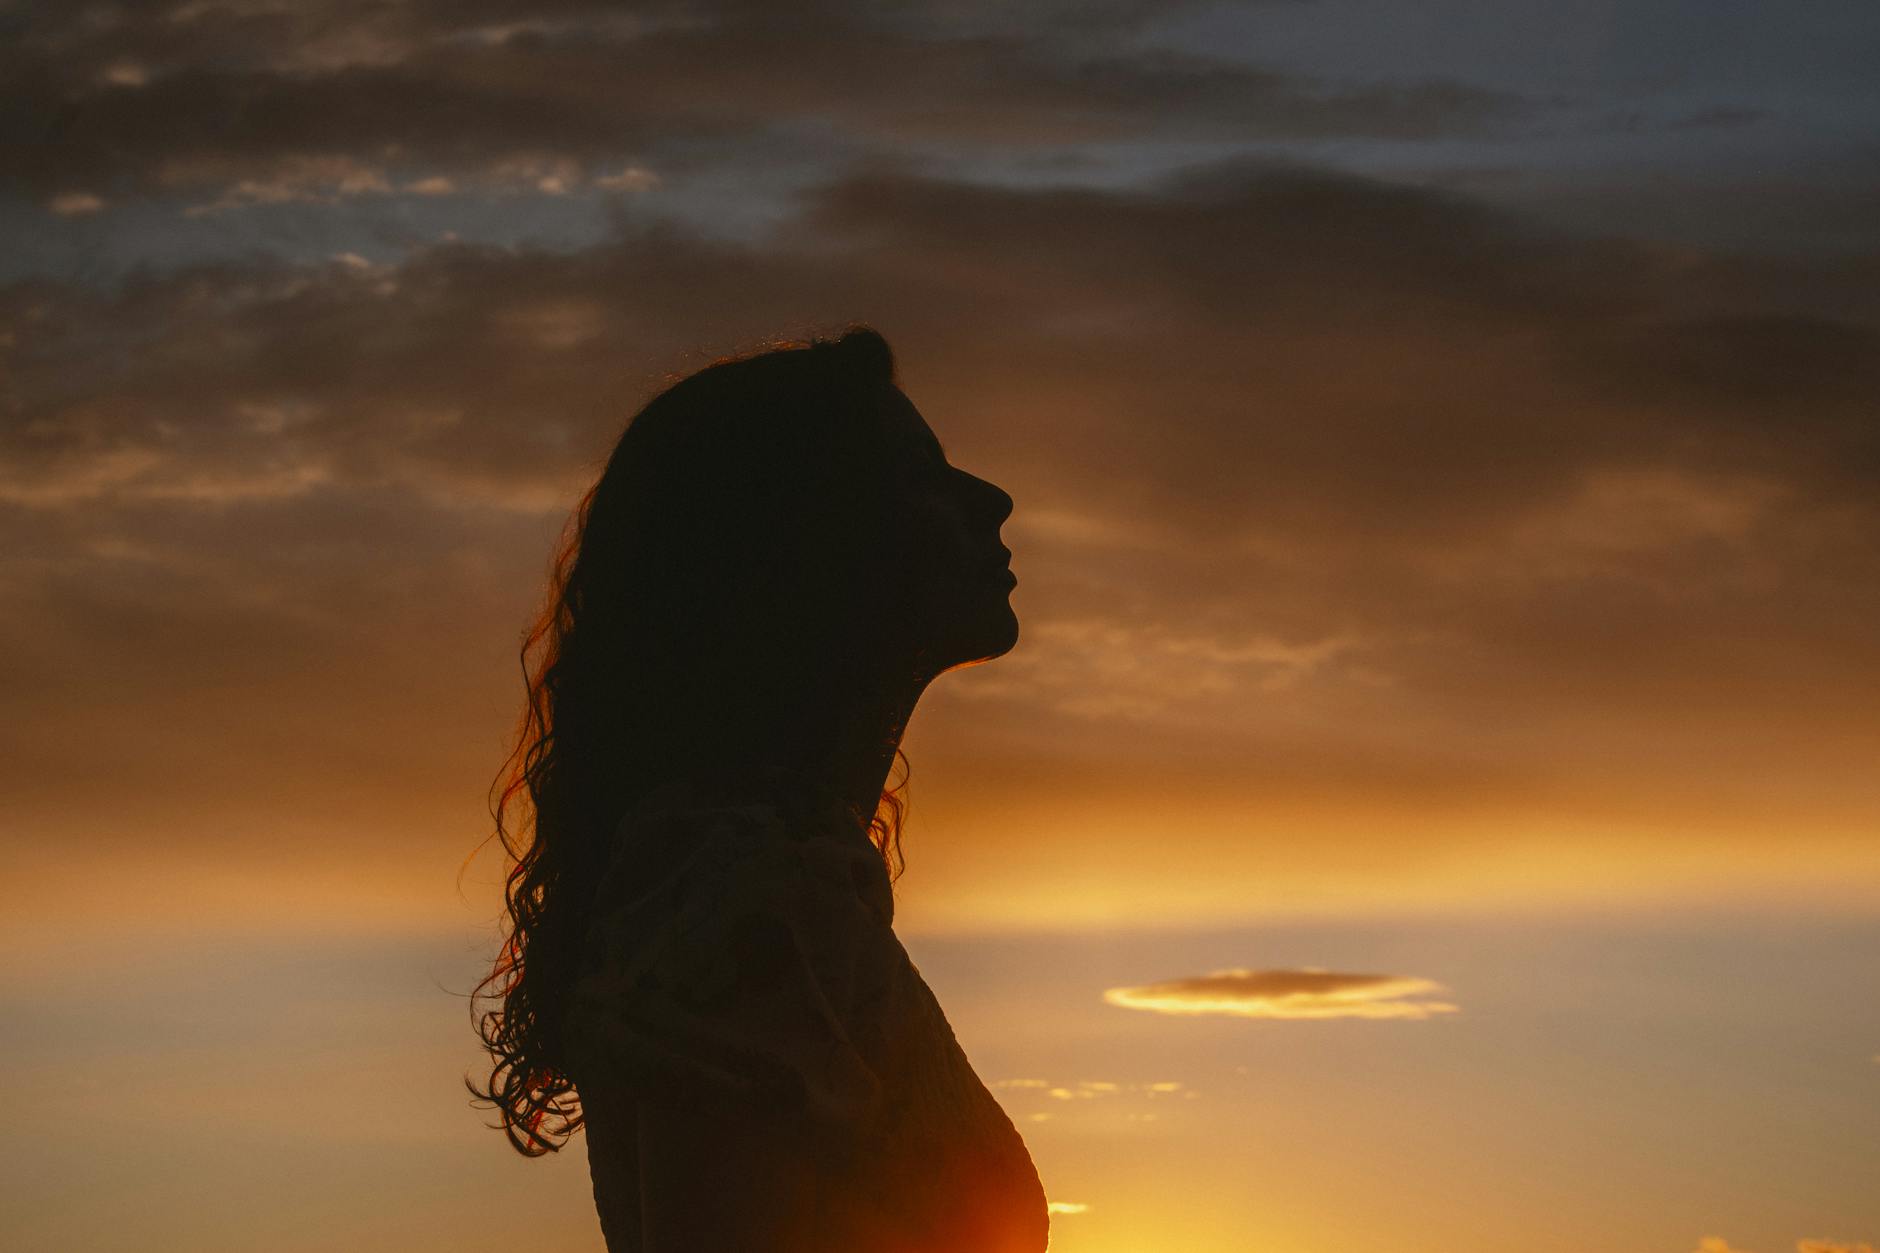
971, 473, 1014, 525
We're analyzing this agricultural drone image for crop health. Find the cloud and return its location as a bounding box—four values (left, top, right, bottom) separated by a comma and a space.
179, 155, 393, 215
1103, 970, 1458, 1019
594, 166, 661, 193
47, 192, 104, 216
989, 1077, 1194, 1129
0, 0, 1534, 202
1699, 1234, 1872, 1241
403, 175, 457, 196
3, 155, 1878, 927
994, 1078, 1190, 1099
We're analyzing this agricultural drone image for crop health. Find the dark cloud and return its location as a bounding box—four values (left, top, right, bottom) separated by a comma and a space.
3, 158, 1877, 894
1, 0, 1530, 203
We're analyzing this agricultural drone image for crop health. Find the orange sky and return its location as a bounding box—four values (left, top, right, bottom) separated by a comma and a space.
5, 1, 1879, 1250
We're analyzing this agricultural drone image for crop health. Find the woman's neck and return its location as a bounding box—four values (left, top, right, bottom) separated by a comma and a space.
769, 670, 928, 827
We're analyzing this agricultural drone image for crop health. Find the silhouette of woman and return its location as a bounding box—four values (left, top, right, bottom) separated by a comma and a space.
472, 328, 1048, 1251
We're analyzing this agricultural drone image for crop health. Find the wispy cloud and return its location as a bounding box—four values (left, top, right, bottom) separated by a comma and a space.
992, 1076, 1197, 1127
1698, 1239, 1876, 1253
996, 1078, 1191, 1100
47, 191, 105, 216
1103, 969, 1458, 1020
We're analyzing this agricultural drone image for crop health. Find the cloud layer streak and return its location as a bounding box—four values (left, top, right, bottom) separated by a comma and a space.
4, 0, 1528, 206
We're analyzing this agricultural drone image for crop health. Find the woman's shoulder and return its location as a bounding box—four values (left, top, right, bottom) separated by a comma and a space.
565, 785, 901, 1131
589, 781, 894, 940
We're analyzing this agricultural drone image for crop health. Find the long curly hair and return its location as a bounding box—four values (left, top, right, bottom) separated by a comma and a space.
469, 328, 919, 1156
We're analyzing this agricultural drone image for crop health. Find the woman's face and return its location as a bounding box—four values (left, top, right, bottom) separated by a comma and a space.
878, 387, 1019, 676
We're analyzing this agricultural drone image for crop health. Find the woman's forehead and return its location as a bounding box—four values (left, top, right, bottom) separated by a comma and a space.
878, 387, 940, 451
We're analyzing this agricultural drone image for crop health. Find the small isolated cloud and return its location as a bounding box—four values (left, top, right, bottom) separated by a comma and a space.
595, 165, 659, 192
99, 61, 149, 88
48, 192, 105, 216
1104, 969, 1458, 1020
1047, 1202, 1090, 1216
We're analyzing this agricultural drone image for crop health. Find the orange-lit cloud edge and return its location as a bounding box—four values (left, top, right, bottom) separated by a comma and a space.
1102, 969, 1458, 1020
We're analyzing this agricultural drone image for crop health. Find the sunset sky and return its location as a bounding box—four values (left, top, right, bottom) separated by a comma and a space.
4, 2, 1878, 1250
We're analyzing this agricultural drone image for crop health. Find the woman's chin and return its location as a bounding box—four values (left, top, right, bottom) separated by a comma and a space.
970, 603, 1021, 664
932, 605, 1020, 675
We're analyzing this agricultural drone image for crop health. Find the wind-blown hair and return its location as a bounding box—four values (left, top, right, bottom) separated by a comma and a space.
470, 328, 918, 1156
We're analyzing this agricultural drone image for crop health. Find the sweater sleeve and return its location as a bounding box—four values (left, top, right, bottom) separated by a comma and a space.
564, 801, 896, 1154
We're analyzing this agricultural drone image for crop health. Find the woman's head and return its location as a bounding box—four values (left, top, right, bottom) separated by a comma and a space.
472, 327, 1016, 1153
568, 326, 1015, 782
